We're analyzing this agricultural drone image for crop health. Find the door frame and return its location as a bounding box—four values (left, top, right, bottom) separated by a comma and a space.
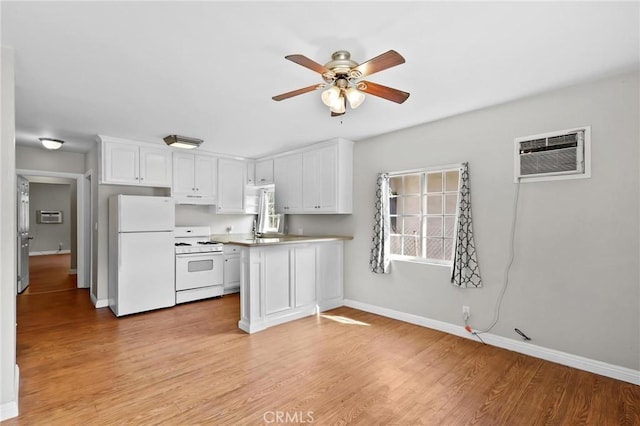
16, 168, 90, 289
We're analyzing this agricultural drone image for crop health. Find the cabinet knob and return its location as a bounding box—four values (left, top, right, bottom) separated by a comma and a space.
260, 178, 266, 182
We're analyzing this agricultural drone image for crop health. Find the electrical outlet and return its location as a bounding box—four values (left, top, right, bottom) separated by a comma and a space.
58, 242, 63, 250
462, 305, 470, 318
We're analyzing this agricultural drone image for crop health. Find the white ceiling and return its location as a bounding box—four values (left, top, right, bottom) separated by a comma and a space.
2, 1, 638, 158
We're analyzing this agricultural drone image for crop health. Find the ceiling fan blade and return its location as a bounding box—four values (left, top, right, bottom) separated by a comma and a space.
352, 50, 405, 78
285, 54, 331, 74
272, 84, 325, 101
358, 81, 410, 104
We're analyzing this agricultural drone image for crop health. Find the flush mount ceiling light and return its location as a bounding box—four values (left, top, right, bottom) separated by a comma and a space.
39, 138, 64, 150
163, 135, 203, 150
272, 50, 410, 117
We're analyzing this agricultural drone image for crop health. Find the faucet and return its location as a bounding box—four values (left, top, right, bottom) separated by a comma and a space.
253, 219, 262, 238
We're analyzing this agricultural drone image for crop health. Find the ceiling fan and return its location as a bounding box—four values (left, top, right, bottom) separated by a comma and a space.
272, 50, 410, 117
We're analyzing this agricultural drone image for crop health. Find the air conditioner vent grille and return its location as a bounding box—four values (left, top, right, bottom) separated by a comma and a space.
520, 147, 578, 176
514, 126, 590, 182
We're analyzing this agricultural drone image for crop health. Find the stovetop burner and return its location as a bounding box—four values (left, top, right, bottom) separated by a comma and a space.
175, 242, 191, 247
197, 241, 218, 245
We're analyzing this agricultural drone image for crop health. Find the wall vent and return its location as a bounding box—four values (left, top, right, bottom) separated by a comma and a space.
514, 126, 591, 183
36, 210, 63, 224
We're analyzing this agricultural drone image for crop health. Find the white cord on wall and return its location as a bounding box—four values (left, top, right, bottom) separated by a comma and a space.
475, 178, 522, 334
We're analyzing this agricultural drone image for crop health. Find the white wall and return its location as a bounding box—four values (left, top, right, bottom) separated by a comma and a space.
175, 205, 255, 234
291, 72, 640, 371
1, 46, 18, 420
28, 182, 72, 253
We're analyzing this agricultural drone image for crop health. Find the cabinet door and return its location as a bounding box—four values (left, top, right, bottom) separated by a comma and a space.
274, 153, 302, 213
255, 159, 274, 184
246, 160, 256, 185
294, 246, 316, 307
217, 158, 245, 213
194, 155, 217, 197
140, 146, 172, 187
104, 141, 139, 184
316, 144, 338, 211
223, 255, 241, 289
172, 153, 196, 194
303, 145, 337, 212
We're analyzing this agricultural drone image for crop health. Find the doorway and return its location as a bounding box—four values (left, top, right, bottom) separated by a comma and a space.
16, 169, 91, 292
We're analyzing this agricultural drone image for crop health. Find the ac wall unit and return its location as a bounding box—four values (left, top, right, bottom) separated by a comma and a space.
36, 210, 63, 224
514, 126, 591, 183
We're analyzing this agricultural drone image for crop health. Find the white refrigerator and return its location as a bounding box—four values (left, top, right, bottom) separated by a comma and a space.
108, 195, 175, 316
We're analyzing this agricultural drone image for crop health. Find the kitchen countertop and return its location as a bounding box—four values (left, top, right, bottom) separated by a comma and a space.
210, 233, 353, 247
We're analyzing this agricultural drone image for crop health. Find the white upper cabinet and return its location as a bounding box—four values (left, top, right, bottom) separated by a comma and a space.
255, 159, 274, 185
172, 152, 217, 203
273, 153, 303, 213
302, 144, 338, 212
246, 160, 256, 185
217, 158, 246, 213
100, 136, 172, 187
273, 138, 352, 214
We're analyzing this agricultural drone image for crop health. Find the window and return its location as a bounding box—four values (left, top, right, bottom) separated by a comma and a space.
389, 167, 460, 265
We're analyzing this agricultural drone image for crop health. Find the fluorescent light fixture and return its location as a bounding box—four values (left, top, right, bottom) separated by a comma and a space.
39, 138, 64, 150
163, 135, 203, 149
345, 87, 365, 109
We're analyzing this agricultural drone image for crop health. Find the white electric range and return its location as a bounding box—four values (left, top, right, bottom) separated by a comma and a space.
174, 226, 224, 304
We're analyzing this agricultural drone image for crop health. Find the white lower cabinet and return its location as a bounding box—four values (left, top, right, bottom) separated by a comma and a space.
223, 245, 241, 295
238, 241, 344, 333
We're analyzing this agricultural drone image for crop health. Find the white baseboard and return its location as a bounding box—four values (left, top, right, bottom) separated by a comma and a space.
343, 299, 640, 386
29, 250, 71, 256
68, 268, 77, 275
90, 292, 109, 308
0, 364, 19, 421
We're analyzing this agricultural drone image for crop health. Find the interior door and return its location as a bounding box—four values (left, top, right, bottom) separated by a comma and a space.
17, 176, 30, 294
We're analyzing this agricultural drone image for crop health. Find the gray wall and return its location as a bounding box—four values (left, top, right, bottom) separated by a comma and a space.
16, 145, 85, 174
290, 72, 640, 371
1, 46, 17, 417
28, 182, 71, 254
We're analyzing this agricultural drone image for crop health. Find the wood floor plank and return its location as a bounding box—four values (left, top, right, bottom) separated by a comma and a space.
5, 256, 639, 425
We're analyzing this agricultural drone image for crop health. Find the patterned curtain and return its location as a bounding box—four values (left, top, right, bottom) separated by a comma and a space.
451, 163, 482, 288
370, 173, 391, 274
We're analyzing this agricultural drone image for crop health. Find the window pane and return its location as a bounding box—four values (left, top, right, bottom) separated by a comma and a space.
426, 238, 444, 260
445, 170, 459, 192
403, 216, 421, 235
390, 235, 401, 255
426, 216, 443, 237
444, 238, 454, 261
389, 176, 403, 196
390, 216, 399, 233
427, 172, 443, 193
403, 196, 421, 214
404, 174, 421, 194
444, 216, 456, 238
444, 193, 458, 215
403, 236, 420, 257
427, 195, 442, 214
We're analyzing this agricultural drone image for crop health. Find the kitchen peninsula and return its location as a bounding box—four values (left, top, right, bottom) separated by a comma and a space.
215, 234, 352, 333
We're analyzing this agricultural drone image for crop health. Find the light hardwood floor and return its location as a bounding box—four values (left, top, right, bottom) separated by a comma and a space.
7, 285, 640, 424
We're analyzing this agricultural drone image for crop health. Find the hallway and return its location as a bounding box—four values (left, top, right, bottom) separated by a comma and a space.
21, 253, 76, 295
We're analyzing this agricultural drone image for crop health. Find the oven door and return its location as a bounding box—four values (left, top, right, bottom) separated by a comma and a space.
175, 253, 224, 291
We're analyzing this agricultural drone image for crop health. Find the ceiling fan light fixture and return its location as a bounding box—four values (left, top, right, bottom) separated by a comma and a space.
321, 86, 341, 107
345, 87, 365, 109
329, 96, 346, 114
39, 138, 64, 150
163, 135, 203, 150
